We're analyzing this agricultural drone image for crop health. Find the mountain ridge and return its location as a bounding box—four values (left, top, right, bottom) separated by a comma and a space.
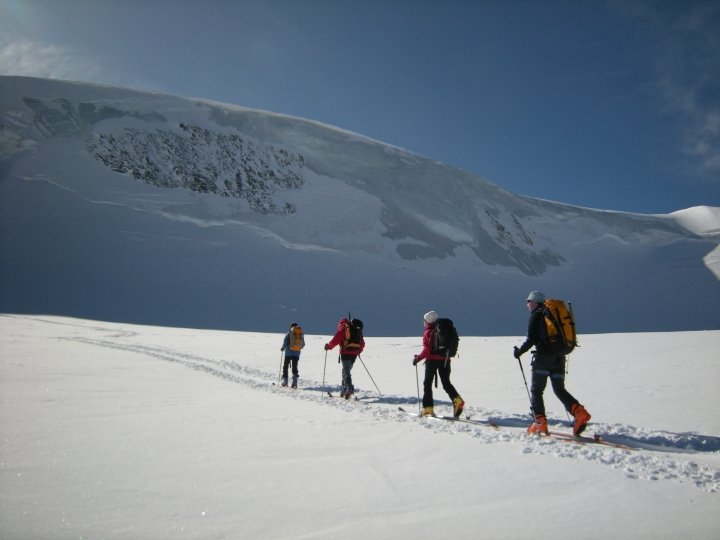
1, 76, 717, 335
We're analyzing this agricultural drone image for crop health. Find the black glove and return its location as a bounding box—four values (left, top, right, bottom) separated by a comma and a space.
324, 343, 330, 351
412, 355, 420, 366
513, 346, 522, 359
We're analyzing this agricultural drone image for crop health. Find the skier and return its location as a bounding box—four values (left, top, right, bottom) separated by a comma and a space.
324, 317, 364, 398
280, 322, 305, 388
513, 291, 591, 435
412, 310, 464, 417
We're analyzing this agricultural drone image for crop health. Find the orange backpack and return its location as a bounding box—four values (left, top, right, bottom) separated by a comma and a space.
542, 299, 578, 354
288, 326, 304, 352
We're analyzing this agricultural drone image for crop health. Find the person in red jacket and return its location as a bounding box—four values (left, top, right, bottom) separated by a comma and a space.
325, 317, 365, 398
413, 310, 464, 417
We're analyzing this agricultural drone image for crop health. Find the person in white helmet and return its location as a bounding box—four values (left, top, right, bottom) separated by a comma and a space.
412, 310, 464, 417
513, 291, 591, 436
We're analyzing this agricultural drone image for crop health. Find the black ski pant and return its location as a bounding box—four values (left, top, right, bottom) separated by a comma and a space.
530, 353, 578, 417
282, 355, 299, 383
422, 360, 459, 409
340, 354, 357, 394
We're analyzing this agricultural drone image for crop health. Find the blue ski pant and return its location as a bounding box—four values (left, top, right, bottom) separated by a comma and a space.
530, 353, 579, 417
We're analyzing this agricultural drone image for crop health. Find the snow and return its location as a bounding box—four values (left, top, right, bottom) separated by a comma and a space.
670, 206, 720, 237
1, 314, 718, 539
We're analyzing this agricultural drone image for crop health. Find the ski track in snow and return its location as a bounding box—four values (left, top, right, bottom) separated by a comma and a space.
60, 332, 720, 494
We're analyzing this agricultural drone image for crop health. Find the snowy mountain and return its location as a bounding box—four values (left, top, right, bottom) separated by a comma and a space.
1, 76, 718, 335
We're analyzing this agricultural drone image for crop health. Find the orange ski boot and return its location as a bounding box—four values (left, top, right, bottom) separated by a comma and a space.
571, 404, 591, 436
527, 415, 549, 435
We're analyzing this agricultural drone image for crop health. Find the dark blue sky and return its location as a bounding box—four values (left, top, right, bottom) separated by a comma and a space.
1, 0, 718, 213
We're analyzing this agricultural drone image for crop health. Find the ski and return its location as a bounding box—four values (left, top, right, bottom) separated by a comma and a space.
398, 407, 500, 430
541, 430, 637, 451
398, 406, 437, 418
327, 392, 359, 401
399, 407, 637, 447
440, 415, 500, 430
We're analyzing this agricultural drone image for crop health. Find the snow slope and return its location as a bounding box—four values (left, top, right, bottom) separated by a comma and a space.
0, 314, 718, 539
0, 76, 718, 335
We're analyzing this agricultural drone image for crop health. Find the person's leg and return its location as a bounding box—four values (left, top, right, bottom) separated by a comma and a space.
422, 362, 439, 410
291, 357, 299, 388
438, 364, 459, 400
549, 374, 578, 411
530, 370, 549, 418
438, 363, 465, 416
281, 356, 290, 386
341, 356, 356, 395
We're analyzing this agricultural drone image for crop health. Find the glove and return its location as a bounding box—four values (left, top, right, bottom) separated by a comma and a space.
324, 343, 330, 351
280, 347, 285, 352
412, 355, 420, 366
513, 346, 522, 359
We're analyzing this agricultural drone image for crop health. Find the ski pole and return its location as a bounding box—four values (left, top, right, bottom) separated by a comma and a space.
322, 349, 328, 391
278, 351, 284, 385
357, 355, 381, 394
415, 362, 421, 414
516, 355, 537, 422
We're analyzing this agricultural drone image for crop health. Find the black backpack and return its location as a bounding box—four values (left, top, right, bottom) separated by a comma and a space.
433, 318, 459, 358
344, 318, 364, 348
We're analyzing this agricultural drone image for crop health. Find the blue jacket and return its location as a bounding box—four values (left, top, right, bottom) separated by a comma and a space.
281, 330, 304, 357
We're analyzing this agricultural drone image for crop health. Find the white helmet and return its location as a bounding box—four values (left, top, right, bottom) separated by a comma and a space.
423, 310, 438, 324
526, 291, 546, 303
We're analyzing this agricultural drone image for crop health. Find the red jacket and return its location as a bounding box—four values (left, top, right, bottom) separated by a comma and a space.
326, 319, 365, 356
415, 323, 446, 362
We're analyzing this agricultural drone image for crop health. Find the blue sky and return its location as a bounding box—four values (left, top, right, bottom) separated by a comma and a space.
1, 0, 718, 214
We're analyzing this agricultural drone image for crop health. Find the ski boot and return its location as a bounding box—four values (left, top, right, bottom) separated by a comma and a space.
291, 377, 298, 389
527, 415, 549, 435
421, 406, 435, 417
281, 377, 288, 387
453, 396, 465, 418
571, 404, 591, 436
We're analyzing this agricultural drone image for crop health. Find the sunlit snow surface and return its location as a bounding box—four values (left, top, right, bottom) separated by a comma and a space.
1, 314, 718, 539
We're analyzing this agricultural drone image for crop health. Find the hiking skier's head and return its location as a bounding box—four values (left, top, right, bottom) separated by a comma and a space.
526, 291, 546, 304
423, 310, 438, 325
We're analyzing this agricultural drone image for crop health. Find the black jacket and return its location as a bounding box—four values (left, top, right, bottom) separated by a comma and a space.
518, 305, 553, 356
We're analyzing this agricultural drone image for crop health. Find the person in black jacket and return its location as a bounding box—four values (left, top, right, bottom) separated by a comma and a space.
513, 291, 591, 435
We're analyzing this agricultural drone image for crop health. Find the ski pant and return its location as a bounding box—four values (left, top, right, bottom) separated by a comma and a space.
282, 355, 300, 384
340, 354, 356, 394
530, 353, 578, 417
422, 360, 459, 409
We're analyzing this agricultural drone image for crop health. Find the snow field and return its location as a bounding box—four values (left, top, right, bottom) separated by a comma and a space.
1, 315, 718, 539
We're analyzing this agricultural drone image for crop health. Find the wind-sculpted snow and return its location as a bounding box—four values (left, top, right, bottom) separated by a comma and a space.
60, 329, 720, 493
21, 95, 166, 137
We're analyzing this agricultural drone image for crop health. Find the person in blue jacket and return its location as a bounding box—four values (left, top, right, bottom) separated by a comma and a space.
280, 322, 305, 388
